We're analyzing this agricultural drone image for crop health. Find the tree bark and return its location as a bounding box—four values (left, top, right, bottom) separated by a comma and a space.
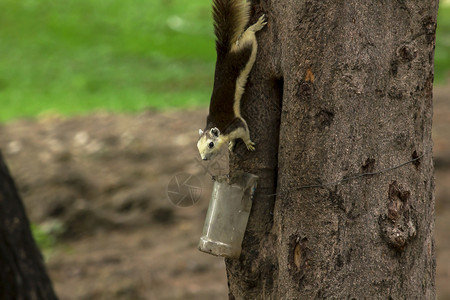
226, 1, 437, 299
0, 152, 58, 299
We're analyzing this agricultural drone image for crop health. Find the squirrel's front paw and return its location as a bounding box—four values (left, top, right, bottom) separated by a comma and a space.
246, 141, 256, 151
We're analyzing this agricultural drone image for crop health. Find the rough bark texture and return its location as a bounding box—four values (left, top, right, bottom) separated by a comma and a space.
226, 1, 437, 299
0, 152, 58, 300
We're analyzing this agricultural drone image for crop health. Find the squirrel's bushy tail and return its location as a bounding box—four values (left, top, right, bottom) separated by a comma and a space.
212, 0, 250, 54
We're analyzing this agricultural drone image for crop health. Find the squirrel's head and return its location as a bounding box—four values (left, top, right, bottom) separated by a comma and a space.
197, 127, 223, 160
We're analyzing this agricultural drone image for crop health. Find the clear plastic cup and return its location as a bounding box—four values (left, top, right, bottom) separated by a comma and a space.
198, 172, 258, 258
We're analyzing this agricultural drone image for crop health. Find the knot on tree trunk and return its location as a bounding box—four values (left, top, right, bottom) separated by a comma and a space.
288, 235, 309, 288
379, 181, 417, 252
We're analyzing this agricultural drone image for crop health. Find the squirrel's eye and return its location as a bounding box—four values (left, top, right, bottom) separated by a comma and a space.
208, 142, 214, 148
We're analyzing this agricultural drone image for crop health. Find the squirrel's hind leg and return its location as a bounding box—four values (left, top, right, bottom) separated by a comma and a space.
232, 15, 266, 51
249, 14, 267, 33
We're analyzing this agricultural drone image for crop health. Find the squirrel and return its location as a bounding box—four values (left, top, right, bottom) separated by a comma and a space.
197, 0, 266, 161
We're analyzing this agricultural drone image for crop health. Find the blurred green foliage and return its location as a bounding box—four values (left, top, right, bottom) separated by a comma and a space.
436, 4, 450, 84
31, 221, 65, 257
0, 1, 449, 122
0, 0, 215, 121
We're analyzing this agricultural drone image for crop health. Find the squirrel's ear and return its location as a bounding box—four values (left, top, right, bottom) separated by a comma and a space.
211, 127, 220, 137
198, 129, 204, 136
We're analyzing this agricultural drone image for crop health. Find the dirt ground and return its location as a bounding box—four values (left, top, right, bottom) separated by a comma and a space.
0, 86, 449, 299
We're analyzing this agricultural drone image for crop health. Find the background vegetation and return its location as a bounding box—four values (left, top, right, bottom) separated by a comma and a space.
0, 0, 449, 122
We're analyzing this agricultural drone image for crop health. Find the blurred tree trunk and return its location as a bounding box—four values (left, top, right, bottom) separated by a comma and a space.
226, 1, 438, 299
0, 152, 58, 299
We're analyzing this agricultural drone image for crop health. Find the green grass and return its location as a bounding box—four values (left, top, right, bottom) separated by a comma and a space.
31, 221, 65, 259
0, 1, 449, 122
436, 4, 450, 84
0, 0, 215, 122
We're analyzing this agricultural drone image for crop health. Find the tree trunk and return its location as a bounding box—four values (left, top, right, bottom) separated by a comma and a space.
226, 1, 438, 299
0, 152, 58, 299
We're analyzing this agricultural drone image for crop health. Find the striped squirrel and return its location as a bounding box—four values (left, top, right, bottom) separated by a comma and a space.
197, 0, 266, 160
